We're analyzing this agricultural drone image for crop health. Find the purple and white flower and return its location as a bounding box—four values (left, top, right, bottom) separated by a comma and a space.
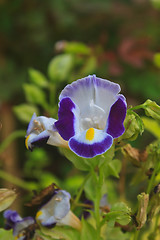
3, 210, 35, 240
25, 113, 68, 151
26, 75, 127, 158
36, 190, 81, 230
55, 75, 127, 158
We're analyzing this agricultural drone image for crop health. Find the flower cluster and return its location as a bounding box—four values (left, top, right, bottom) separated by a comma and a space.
25, 75, 127, 158
3, 189, 81, 240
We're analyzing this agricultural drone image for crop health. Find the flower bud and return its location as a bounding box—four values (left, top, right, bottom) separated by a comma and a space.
143, 99, 160, 121
136, 192, 149, 229
0, 188, 17, 212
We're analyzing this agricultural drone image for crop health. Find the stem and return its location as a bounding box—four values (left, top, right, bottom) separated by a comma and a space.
0, 170, 33, 191
94, 165, 104, 240
134, 230, 140, 240
0, 130, 26, 155
71, 172, 91, 211
146, 159, 160, 194
128, 104, 145, 111
154, 213, 159, 233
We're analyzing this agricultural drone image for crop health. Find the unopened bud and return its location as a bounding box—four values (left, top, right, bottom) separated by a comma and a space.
0, 188, 17, 212
136, 192, 149, 229
143, 99, 160, 121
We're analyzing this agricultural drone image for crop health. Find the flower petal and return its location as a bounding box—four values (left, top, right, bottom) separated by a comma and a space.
69, 128, 113, 158
36, 190, 71, 227
26, 113, 37, 136
106, 95, 127, 138
55, 97, 80, 141
59, 75, 120, 122
26, 131, 50, 150
13, 217, 35, 236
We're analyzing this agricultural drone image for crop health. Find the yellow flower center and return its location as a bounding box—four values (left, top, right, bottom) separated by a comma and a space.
36, 210, 42, 219
25, 135, 30, 150
86, 128, 95, 141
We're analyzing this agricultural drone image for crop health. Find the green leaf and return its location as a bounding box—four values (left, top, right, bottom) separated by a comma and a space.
120, 110, 144, 141
103, 202, 131, 227
103, 226, 130, 240
143, 99, 160, 121
60, 148, 101, 171
28, 68, 48, 88
38, 226, 80, 240
0, 229, 14, 240
84, 174, 97, 201
104, 159, 122, 178
48, 54, 74, 82
142, 117, 160, 138
23, 84, 48, 108
13, 104, 39, 123
80, 57, 97, 75
65, 42, 91, 55
60, 148, 90, 171
81, 218, 97, 240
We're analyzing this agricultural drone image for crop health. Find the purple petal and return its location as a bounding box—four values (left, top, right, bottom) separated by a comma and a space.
59, 75, 120, 101
26, 113, 37, 136
55, 97, 79, 141
59, 75, 121, 117
13, 217, 35, 236
69, 132, 113, 158
106, 95, 127, 138
30, 131, 50, 149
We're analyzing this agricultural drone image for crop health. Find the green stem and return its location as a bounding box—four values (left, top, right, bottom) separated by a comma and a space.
71, 172, 91, 211
0, 130, 26, 155
128, 104, 145, 111
0, 169, 33, 191
94, 165, 104, 240
146, 159, 160, 194
134, 230, 140, 240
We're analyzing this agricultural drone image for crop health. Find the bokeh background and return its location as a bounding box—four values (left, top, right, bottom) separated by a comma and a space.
0, 0, 160, 224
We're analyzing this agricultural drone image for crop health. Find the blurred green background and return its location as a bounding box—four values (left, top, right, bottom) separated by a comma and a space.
0, 0, 160, 222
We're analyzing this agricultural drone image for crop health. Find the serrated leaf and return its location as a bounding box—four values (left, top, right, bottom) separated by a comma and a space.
103, 202, 131, 227
13, 104, 39, 123
48, 54, 73, 82
28, 68, 48, 88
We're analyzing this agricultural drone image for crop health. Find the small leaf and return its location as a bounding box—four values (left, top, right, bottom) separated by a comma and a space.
48, 54, 74, 82
0, 189, 17, 212
13, 104, 39, 123
60, 148, 101, 171
105, 159, 122, 178
81, 218, 97, 240
143, 99, 160, 121
84, 175, 97, 201
103, 202, 131, 227
142, 117, 160, 138
23, 84, 48, 108
65, 42, 91, 55
0, 229, 14, 240
80, 57, 97, 75
28, 68, 48, 88
120, 110, 144, 141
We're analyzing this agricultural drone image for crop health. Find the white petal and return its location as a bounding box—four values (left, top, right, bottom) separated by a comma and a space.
59, 75, 120, 130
